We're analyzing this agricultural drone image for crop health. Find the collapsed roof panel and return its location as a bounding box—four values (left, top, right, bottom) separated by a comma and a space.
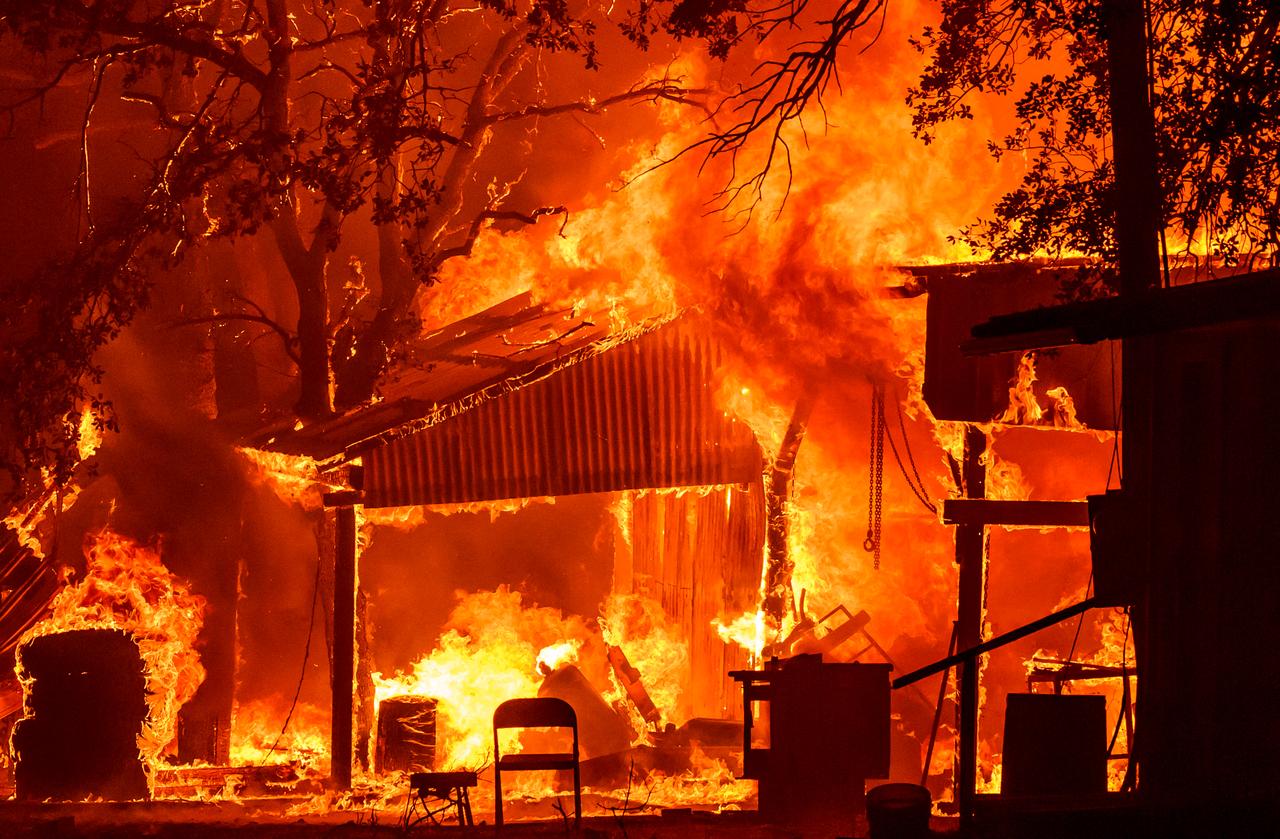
247, 293, 612, 462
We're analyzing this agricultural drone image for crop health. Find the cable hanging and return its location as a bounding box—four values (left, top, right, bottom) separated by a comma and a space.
882, 394, 938, 516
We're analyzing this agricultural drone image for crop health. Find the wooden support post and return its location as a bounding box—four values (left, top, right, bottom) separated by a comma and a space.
1106, 0, 1161, 790
955, 426, 987, 825
332, 504, 357, 790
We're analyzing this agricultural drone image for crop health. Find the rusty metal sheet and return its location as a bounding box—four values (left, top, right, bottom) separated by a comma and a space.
363, 320, 762, 507
247, 293, 611, 462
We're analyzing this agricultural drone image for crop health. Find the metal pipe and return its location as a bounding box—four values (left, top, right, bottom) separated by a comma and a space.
894, 598, 1099, 690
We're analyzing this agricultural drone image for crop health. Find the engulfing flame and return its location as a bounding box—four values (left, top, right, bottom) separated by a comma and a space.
19, 528, 208, 765
238, 448, 343, 511
75, 407, 104, 462
712, 610, 767, 662
229, 697, 330, 775
362, 496, 557, 530
536, 640, 582, 675
372, 587, 594, 770
5, 408, 108, 559
998, 352, 1090, 432
600, 593, 691, 726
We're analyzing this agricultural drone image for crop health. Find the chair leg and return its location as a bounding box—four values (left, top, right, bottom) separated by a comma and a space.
573, 763, 582, 827
461, 786, 474, 826
495, 768, 504, 827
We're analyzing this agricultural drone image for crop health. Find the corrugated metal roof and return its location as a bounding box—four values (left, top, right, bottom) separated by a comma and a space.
248, 293, 614, 462
363, 319, 762, 507
251, 293, 764, 506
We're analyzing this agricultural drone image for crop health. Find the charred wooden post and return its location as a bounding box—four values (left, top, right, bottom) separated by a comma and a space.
761, 393, 818, 629
955, 426, 987, 824
606, 644, 661, 726
355, 588, 375, 772
332, 503, 358, 789
14, 629, 149, 801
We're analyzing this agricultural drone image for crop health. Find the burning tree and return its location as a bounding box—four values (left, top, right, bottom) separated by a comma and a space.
0, 0, 810, 500
703, 0, 1280, 284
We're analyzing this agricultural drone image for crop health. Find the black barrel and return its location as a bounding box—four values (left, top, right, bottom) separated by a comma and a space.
14, 628, 150, 801
375, 695, 438, 773
867, 782, 931, 839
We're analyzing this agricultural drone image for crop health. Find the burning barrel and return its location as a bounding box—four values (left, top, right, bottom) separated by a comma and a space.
13, 628, 150, 801
375, 695, 438, 773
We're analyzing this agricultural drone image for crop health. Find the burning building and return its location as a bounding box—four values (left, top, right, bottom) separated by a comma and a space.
4, 0, 1280, 836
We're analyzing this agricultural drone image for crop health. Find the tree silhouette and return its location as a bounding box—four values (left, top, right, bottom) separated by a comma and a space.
0, 0, 771, 499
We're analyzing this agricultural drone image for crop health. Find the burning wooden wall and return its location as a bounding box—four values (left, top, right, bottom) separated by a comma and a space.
618, 481, 765, 719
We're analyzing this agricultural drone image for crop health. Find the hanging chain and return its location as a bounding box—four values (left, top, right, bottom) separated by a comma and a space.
864, 383, 885, 569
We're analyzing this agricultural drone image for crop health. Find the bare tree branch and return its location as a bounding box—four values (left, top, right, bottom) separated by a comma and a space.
484, 79, 707, 125
674, 0, 887, 215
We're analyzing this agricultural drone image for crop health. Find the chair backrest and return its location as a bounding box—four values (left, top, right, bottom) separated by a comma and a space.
493, 697, 577, 732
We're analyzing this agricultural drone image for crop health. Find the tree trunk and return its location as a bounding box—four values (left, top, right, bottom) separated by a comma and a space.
334, 165, 415, 408
761, 392, 818, 629
265, 0, 334, 419
293, 260, 332, 418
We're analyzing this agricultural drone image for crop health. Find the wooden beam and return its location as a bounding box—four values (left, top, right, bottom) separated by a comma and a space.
962, 268, 1280, 355
940, 499, 1090, 529
955, 427, 987, 826
323, 489, 363, 507
332, 505, 357, 790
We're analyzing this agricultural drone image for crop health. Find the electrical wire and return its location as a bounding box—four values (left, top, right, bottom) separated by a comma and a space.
260, 551, 323, 766
1106, 340, 1122, 489
1064, 572, 1095, 668
882, 395, 938, 515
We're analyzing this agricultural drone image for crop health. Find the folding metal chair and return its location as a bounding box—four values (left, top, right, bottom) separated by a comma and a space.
492, 697, 581, 827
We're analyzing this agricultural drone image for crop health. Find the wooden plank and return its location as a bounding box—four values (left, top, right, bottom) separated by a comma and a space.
940, 499, 1090, 529
962, 271, 1280, 355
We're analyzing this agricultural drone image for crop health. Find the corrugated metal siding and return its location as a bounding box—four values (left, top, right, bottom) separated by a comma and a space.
364, 321, 762, 507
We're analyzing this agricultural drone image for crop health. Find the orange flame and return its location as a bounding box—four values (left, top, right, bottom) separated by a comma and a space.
19, 528, 209, 767
238, 447, 344, 511
371, 587, 594, 771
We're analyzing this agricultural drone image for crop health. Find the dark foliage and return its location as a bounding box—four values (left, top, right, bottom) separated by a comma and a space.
909, 0, 1280, 291
0, 0, 723, 501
